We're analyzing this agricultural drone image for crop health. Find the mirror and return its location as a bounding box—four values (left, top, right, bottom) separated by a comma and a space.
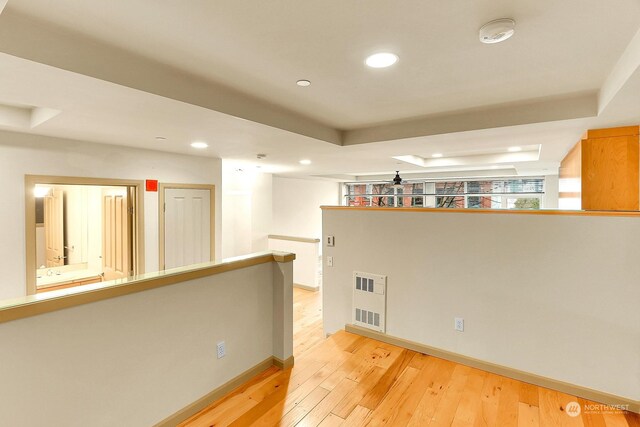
34, 183, 132, 292
35, 184, 92, 268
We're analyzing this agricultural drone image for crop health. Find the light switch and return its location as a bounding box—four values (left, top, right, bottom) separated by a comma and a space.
326, 236, 335, 247
327, 256, 334, 267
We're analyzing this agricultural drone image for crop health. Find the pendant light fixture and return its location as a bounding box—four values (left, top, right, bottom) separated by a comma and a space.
392, 171, 403, 189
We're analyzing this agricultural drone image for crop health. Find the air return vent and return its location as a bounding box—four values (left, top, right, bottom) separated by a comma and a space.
352, 271, 387, 333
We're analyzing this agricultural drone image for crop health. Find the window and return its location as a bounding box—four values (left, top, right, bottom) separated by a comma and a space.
344, 178, 544, 209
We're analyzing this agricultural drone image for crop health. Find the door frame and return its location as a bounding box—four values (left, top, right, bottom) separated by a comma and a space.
158, 183, 216, 270
25, 175, 145, 295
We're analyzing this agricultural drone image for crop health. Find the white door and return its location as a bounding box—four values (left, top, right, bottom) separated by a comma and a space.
45, 188, 65, 267
164, 188, 211, 270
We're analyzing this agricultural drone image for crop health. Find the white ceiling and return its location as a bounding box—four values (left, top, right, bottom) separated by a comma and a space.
7, 0, 640, 129
0, 1, 638, 179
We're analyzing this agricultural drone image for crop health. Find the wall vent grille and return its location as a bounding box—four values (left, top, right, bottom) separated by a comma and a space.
352, 271, 386, 332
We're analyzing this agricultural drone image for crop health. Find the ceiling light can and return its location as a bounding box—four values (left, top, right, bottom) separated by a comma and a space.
296, 80, 311, 87
191, 141, 208, 149
365, 52, 399, 68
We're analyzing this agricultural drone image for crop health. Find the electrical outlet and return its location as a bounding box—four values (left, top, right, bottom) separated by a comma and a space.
327, 256, 334, 267
216, 341, 226, 359
454, 317, 464, 332
326, 236, 335, 247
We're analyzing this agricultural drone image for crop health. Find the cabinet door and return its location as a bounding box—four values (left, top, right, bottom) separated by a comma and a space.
582, 135, 639, 211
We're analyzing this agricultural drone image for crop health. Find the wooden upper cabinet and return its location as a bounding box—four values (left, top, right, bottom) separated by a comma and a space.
561, 126, 640, 211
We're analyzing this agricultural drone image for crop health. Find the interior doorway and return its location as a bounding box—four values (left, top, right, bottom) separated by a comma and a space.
158, 183, 215, 270
25, 176, 144, 295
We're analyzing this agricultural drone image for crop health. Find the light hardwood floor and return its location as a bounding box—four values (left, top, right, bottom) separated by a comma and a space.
181, 289, 639, 426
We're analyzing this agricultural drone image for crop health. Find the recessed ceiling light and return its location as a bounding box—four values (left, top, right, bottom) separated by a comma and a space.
479, 18, 516, 44
432, 153, 443, 158
155, 136, 167, 141
299, 159, 312, 165
508, 146, 522, 152
191, 141, 208, 149
365, 52, 398, 68
296, 79, 311, 87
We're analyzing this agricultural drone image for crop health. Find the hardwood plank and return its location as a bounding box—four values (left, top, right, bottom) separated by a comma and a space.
297, 378, 358, 426
363, 366, 422, 426
342, 405, 372, 425
277, 386, 330, 427
556, 391, 586, 426
358, 348, 417, 410
538, 388, 587, 427
182, 290, 640, 427
345, 347, 393, 382
318, 413, 345, 427
180, 394, 257, 427
451, 368, 487, 426
247, 360, 324, 402
578, 398, 606, 427
319, 339, 381, 391
624, 412, 640, 427
370, 356, 443, 426
178, 366, 280, 426
602, 413, 631, 427
494, 377, 520, 427
517, 402, 540, 427
427, 364, 471, 426
519, 382, 540, 407
473, 372, 503, 427
227, 376, 295, 426
332, 365, 386, 419
249, 357, 349, 426
406, 358, 457, 426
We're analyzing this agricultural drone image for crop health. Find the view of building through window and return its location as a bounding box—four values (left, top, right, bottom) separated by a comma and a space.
344, 178, 544, 209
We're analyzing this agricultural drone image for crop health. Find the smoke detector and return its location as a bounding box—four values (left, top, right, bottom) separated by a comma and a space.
479, 18, 515, 44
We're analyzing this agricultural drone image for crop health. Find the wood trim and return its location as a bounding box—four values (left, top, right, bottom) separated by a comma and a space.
158, 183, 216, 271
153, 357, 275, 427
24, 175, 145, 296
320, 206, 640, 217
586, 125, 640, 139
345, 324, 640, 414
1, 252, 294, 324
272, 252, 296, 263
293, 283, 319, 292
272, 355, 295, 370
36, 276, 102, 294
25, 178, 37, 296
268, 234, 321, 244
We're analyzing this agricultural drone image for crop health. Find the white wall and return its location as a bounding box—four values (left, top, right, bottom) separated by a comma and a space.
272, 177, 339, 239
0, 130, 222, 300
0, 260, 293, 426
221, 163, 272, 259
543, 174, 559, 209
268, 238, 320, 289
323, 209, 640, 400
